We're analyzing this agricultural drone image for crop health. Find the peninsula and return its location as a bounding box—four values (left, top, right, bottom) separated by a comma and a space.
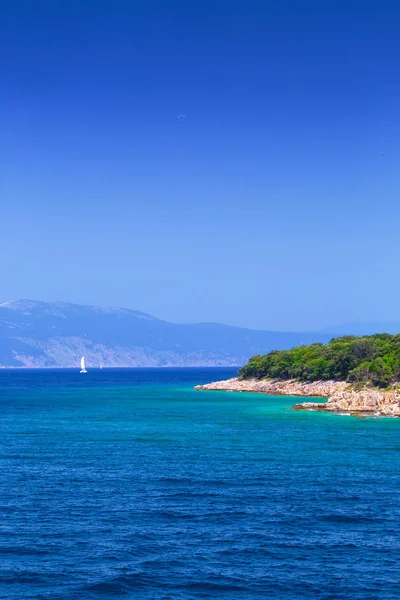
195, 335, 400, 417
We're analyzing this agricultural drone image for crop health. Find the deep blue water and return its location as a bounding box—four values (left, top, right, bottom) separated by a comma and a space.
1, 367, 400, 600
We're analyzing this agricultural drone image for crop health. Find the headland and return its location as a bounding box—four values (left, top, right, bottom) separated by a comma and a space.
195, 334, 400, 417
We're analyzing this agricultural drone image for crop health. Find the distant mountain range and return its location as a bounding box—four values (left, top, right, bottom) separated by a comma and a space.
0, 299, 332, 368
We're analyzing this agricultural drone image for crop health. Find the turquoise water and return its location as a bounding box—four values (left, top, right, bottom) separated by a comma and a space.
1, 368, 399, 599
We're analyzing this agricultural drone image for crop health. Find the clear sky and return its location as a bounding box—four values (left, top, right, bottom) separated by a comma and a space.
1, 0, 399, 331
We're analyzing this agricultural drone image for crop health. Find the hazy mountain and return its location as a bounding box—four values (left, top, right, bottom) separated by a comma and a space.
0, 299, 331, 368
319, 323, 400, 336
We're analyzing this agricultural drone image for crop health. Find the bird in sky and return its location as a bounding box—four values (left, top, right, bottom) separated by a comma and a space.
177, 115, 186, 119
380, 152, 385, 156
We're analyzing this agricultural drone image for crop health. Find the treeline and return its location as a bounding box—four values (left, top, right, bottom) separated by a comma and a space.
238, 334, 400, 388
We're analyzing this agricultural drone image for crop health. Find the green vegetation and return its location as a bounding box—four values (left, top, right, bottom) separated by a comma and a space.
238, 334, 400, 388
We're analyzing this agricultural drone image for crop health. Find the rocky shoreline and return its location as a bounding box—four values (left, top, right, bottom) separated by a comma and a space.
194, 378, 400, 417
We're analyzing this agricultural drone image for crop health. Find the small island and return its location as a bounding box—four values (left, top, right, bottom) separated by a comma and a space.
195, 335, 400, 417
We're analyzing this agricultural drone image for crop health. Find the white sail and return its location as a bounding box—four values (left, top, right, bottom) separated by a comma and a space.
80, 356, 87, 373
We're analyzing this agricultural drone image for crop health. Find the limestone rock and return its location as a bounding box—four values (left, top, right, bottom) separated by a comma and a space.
195, 378, 400, 417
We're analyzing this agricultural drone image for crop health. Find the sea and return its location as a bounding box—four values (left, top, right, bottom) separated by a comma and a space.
0, 367, 399, 600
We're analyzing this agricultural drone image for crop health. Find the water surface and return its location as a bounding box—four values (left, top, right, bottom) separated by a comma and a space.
0, 368, 399, 599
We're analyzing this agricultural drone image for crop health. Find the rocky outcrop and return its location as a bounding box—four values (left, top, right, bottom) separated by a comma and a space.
195, 378, 400, 417
195, 377, 348, 397
293, 388, 400, 416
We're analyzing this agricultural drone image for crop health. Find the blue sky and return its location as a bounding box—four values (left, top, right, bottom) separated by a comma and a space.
1, 0, 399, 331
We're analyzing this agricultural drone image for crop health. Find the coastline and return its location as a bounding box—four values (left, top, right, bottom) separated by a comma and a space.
195, 378, 400, 417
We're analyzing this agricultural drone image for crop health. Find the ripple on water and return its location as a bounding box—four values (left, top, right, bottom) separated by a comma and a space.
0, 368, 400, 600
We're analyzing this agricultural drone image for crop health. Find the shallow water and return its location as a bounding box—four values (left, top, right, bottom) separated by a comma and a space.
0, 368, 399, 599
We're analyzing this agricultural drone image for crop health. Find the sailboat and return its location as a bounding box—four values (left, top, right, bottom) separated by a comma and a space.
80, 356, 87, 374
